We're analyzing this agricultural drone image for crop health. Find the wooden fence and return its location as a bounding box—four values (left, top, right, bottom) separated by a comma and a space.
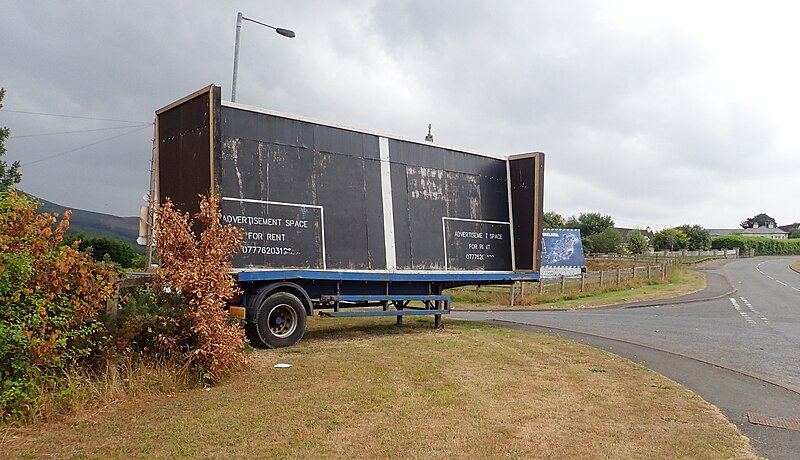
509, 260, 674, 306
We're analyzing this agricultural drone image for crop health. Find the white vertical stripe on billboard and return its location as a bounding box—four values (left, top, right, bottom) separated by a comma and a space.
379, 137, 397, 270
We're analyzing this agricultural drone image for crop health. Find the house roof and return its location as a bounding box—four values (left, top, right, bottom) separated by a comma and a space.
616, 227, 654, 240
740, 227, 788, 235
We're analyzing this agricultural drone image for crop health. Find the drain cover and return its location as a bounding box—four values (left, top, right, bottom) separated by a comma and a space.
747, 412, 800, 432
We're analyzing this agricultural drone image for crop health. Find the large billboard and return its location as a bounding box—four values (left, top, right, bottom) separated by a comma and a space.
540, 229, 585, 277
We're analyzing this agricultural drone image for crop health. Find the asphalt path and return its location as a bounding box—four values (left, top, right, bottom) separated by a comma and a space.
453, 256, 800, 459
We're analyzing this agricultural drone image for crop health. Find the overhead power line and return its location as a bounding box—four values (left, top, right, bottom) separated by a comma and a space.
3, 109, 149, 124
23, 124, 152, 167
11, 123, 151, 139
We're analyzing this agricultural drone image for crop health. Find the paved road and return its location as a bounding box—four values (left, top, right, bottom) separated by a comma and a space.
454, 256, 800, 459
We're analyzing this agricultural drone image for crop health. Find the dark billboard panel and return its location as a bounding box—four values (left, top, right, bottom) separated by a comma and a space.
155, 85, 545, 274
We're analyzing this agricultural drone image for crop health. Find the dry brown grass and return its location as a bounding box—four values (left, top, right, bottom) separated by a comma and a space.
1, 317, 755, 459
791, 260, 800, 273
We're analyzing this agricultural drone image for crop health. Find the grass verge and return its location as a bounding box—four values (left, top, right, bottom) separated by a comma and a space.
2, 354, 198, 426
1, 317, 756, 459
791, 260, 800, 273
451, 265, 705, 310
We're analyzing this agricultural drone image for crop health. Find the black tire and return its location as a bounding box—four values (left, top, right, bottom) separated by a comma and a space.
249, 291, 307, 348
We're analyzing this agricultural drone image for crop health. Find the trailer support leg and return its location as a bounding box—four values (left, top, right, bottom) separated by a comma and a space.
433, 297, 443, 329
394, 299, 404, 325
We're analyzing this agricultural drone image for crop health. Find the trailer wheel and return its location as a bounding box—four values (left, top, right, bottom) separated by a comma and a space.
249, 291, 307, 348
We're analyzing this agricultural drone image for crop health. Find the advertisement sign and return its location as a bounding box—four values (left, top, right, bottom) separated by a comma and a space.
541, 229, 585, 278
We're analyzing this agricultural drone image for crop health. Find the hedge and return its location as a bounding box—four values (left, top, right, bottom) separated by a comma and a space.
712, 235, 800, 255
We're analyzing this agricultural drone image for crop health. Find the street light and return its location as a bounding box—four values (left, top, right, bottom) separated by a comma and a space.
231, 11, 295, 103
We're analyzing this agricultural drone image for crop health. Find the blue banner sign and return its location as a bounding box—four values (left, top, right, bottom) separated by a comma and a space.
541, 229, 585, 277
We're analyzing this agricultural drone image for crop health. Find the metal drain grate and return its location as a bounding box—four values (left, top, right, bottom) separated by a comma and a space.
747, 412, 800, 432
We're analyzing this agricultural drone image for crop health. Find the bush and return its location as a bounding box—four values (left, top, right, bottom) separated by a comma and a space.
112, 287, 187, 356
153, 195, 247, 382
712, 235, 800, 255
0, 192, 116, 420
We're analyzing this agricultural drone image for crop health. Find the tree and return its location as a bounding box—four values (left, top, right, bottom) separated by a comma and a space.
740, 213, 776, 229
542, 211, 566, 229
564, 213, 615, 253
651, 228, 690, 251
677, 224, 711, 250
586, 227, 623, 254
626, 229, 649, 253
574, 212, 614, 237
63, 234, 138, 268
789, 228, 800, 239
0, 88, 22, 192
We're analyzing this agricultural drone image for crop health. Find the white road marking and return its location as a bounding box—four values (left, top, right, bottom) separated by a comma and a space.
729, 297, 758, 327
739, 297, 770, 325
755, 260, 800, 292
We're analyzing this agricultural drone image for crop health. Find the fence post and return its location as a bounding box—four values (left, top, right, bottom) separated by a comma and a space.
539, 278, 544, 295
632, 266, 637, 279
520, 282, 525, 298
510, 282, 516, 307
560, 275, 566, 293
600, 271, 604, 288
581, 272, 586, 292
647, 265, 652, 280
617, 268, 621, 286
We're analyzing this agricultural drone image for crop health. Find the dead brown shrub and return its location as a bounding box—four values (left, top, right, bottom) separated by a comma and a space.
153, 195, 247, 381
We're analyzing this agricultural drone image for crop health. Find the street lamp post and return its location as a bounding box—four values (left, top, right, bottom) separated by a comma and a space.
231, 11, 295, 103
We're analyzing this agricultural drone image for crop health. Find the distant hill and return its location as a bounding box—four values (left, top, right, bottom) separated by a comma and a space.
27, 194, 143, 252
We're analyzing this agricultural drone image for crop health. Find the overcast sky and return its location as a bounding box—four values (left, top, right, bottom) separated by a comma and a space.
2, 1, 798, 229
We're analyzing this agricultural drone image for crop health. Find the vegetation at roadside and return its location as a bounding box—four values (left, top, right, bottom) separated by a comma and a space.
791, 260, 800, 272
450, 262, 701, 310
1, 190, 246, 423
153, 196, 247, 381
713, 234, 800, 255
0, 317, 756, 459
0, 191, 117, 421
